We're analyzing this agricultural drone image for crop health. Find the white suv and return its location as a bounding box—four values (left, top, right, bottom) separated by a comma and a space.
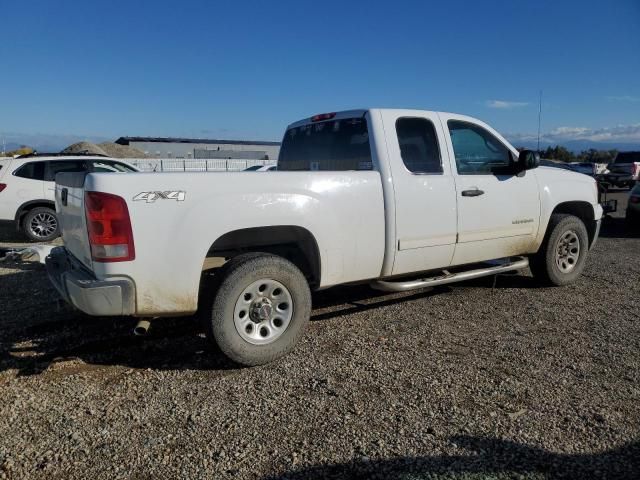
0, 155, 138, 241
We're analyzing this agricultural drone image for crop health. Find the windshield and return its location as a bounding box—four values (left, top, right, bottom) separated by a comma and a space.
278, 117, 372, 171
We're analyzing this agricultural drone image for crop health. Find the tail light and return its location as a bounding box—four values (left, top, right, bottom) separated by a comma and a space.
0, 183, 6, 193
630, 196, 640, 204
84, 191, 135, 262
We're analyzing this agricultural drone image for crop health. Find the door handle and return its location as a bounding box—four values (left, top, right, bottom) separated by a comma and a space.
461, 188, 485, 197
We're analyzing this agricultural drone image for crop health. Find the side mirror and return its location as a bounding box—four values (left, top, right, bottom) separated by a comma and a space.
517, 149, 540, 171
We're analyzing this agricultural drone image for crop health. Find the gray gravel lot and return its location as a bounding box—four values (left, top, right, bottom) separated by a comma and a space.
0, 192, 638, 479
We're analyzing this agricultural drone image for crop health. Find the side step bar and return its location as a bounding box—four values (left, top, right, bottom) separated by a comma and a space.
370, 256, 529, 293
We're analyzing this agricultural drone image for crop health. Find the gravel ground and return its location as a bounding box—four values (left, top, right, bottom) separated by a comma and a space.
0, 193, 638, 479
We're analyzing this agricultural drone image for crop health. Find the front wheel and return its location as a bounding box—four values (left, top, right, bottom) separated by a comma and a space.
204, 253, 311, 366
529, 214, 589, 286
22, 207, 60, 242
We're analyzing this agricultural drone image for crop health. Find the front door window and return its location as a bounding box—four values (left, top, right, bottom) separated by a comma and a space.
447, 120, 512, 174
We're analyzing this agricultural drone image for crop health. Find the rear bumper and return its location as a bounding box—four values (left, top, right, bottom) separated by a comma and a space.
45, 247, 135, 316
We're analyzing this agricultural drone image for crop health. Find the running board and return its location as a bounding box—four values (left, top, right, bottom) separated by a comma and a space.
370, 256, 529, 293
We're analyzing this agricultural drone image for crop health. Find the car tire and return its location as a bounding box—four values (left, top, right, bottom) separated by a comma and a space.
22, 207, 60, 242
203, 253, 311, 366
529, 214, 589, 286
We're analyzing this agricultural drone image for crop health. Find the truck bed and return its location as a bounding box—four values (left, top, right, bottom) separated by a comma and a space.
55, 171, 386, 315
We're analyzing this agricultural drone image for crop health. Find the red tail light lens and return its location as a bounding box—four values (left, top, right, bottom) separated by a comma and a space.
85, 191, 135, 262
0, 183, 6, 193
630, 196, 640, 204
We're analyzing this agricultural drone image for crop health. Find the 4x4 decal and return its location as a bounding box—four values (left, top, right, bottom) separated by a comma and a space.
133, 191, 186, 203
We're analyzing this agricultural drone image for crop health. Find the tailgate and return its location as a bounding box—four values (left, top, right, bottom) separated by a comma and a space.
55, 172, 93, 269
608, 163, 632, 174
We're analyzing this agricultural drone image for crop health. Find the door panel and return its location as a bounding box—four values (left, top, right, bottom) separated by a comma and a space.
441, 115, 540, 265
6, 162, 46, 219
380, 111, 457, 275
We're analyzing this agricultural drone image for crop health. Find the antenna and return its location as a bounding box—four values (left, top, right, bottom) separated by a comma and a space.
537, 90, 543, 151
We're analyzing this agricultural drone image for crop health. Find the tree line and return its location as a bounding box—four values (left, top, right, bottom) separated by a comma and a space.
536, 146, 618, 163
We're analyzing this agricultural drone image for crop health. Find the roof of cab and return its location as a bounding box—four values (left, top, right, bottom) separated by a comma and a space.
286, 109, 368, 129
285, 108, 475, 130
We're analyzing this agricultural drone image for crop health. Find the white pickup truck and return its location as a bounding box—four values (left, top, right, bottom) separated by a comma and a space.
47, 109, 603, 365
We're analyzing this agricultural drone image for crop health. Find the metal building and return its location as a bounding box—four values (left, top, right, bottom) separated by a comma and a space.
115, 137, 281, 160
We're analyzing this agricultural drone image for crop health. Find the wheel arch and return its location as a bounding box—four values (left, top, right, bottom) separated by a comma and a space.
14, 199, 56, 226
549, 201, 597, 247
206, 225, 322, 289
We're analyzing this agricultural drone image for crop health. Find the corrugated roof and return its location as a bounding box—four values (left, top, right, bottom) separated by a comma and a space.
115, 136, 280, 146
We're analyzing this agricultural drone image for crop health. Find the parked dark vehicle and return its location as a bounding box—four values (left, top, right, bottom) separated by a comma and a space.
626, 182, 640, 232
601, 151, 640, 188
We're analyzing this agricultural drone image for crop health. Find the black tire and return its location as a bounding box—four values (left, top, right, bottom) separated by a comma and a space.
22, 207, 60, 242
203, 253, 311, 366
529, 214, 589, 286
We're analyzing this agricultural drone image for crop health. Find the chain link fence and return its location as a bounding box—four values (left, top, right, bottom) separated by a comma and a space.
126, 158, 277, 172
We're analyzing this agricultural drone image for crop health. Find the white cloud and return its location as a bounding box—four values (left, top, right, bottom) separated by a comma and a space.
547, 127, 589, 136
606, 95, 640, 103
485, 100, 529, 109
508, 123, 640, 145
548, 124, 640, 142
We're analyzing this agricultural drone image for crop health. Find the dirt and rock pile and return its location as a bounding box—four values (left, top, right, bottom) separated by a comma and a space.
61, 141, 147, 158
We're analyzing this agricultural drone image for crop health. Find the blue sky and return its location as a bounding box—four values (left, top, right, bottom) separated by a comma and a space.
1, 0, 639, 150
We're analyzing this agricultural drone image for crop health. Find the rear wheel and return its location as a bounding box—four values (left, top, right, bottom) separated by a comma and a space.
204, 253, 311, 366
529, 214, 589, 286
22, 207, 60, 242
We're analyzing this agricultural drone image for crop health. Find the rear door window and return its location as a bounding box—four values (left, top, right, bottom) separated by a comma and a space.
278, 117, 372, 171
396, 117, 442, 174
44, 161, 87, 181
14, 162, 46, 180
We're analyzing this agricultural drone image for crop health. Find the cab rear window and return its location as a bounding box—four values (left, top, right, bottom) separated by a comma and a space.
278, 118, 372, 171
